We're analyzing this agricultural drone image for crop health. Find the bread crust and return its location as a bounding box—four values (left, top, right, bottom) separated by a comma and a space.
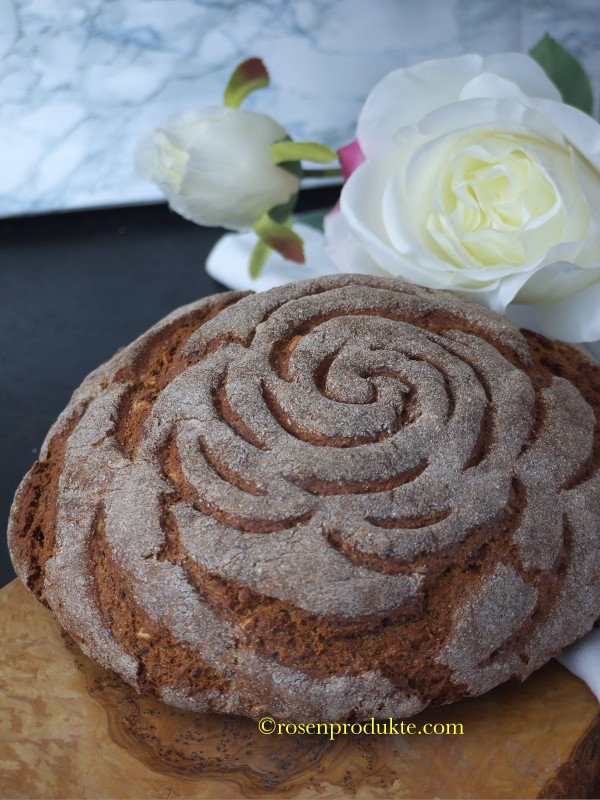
8, 275, 600, 722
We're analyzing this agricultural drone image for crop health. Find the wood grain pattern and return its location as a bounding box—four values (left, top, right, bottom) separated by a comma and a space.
1, 578, 599, 799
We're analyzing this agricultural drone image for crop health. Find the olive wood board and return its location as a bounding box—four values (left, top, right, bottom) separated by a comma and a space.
1, 578, 600, 799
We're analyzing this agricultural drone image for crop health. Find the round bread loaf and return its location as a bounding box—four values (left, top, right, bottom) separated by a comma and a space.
8, 274, 600, 722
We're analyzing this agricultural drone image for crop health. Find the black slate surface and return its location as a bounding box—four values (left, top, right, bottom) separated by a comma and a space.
0, 187, 338, 588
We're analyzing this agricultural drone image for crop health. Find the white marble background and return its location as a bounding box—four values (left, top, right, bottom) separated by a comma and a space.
0, 0, 598, 217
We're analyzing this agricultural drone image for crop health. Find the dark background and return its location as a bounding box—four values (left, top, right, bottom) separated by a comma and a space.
0, 187, 338, 587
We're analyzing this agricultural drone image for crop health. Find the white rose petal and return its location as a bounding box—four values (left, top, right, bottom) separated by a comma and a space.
324, 211, 389, 277
357, 53, 561, 157
207, 223, 336, 292
535, 275, 600, 342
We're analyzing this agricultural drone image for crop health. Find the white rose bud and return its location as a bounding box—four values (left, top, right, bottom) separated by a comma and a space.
135, 106, 300, 231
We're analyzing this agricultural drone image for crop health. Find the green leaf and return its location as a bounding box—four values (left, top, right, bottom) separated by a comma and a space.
529, 34, 593, 114
249, 238, 272, 279
224, 57, 270, 109
273, 140, 339, 165
254, 213, 305, 263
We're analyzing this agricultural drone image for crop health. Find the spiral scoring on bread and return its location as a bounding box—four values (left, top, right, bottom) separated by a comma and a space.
9, 275, 600, 721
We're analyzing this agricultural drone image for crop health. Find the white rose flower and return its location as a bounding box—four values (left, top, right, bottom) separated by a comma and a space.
325, 53, 600, 342
135, 106, 300, 231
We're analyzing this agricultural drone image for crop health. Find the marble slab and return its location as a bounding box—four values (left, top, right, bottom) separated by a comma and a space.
0, 0, 597, 218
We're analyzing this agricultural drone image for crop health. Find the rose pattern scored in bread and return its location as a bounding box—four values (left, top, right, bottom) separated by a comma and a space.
8, 275, 600, 722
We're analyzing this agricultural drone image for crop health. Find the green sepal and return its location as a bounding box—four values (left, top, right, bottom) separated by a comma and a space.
272, 140, 339, 165
253, 212, 305, 264
276, 160, 303, 183
224, 57, 270, 109
530, 34, 593, 115
249, 238, 272, 279
269, 191, 299, 224
302, 167, 344, 179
